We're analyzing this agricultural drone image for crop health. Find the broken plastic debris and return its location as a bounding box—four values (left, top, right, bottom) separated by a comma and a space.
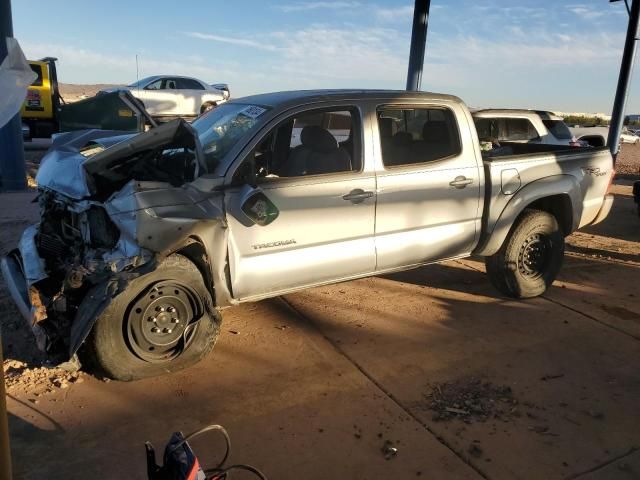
381, 440, 398, 460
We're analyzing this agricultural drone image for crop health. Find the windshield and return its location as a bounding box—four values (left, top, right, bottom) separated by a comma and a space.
542, 119, 572, 140
127, 76, 157, 88
192, 103, 269, 170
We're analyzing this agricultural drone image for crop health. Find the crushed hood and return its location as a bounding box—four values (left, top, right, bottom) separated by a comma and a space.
36, 119, 204, 200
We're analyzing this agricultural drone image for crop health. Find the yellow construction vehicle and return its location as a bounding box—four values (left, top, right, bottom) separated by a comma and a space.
20, 57, 62, 139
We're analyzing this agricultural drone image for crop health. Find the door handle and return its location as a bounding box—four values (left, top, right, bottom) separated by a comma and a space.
343, 189, 374, 204
449, 176, 473, 189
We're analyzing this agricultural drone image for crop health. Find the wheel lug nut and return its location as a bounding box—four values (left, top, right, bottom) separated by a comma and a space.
167, 306, 176, 313
162, 328, 172, 334
151, 327, 159, 333
171, 317, 179, 323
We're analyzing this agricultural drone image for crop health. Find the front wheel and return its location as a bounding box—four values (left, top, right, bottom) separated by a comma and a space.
485, 209, 564, 299
81, 254, 221, 381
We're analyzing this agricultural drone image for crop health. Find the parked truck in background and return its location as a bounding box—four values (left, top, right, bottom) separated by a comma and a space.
473, 109, 579, 147
1, 90, 614, 380
20, 57, 62, 139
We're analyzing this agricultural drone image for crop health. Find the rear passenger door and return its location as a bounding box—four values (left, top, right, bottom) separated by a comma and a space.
175, 78, 205, 116
374, 104, 482, 271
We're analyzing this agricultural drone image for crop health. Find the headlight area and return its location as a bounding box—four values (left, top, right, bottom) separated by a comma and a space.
22, 189, 151, 358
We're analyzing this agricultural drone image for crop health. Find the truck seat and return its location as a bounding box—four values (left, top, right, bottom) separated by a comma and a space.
281, 125, 352, 176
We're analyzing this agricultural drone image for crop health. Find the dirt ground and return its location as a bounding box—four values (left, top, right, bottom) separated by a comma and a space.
1, 150, 640, 479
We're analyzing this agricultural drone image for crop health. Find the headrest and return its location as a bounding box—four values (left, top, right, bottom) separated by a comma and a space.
379, 117, 394, 138
393, 131, 413, 145
422, 121, 449, 143
300, 125, 338, 152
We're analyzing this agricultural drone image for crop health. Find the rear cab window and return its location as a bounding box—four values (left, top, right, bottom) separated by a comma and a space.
377, 106, 461, 167
542, 119, 572, 140
474, 117, 539, 142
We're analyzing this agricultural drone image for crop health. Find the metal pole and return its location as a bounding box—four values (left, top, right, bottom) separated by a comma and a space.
0, 0, 27, 191
0, 334, 12, 480
406, 0, 431, 91
608, 0, 640, 160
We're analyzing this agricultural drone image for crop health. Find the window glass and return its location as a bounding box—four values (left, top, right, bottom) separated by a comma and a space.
542, 119, 572, 140
177, 78, 204, 90
164, 79, 178, 90
377, 107, 461, 166
192, 103, 269, 170
253, 108, 359, 179
29, 64, 43, 87
473, 117, 539, 142
144, 79, 163, 90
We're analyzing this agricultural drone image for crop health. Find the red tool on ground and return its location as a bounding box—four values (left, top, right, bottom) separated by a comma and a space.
145, 424, 267, 480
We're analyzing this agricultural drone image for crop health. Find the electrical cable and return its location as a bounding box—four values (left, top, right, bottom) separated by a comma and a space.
166, 424, 266, 480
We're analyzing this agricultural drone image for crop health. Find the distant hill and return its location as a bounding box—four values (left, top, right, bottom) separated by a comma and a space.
58, 83, 119, 103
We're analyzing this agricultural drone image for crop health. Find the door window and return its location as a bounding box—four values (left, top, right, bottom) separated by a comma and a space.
144, 79, 163, 90
248, 108, 361, 179
29, 64, 43, 86
163, 78, 178, 90
377, 107, 461, 167
177, 78, 205, 90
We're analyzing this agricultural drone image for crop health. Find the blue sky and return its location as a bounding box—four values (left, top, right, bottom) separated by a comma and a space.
12, 0, 639, 113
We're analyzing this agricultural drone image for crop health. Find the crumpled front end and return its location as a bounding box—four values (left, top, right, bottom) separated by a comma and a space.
1, 119, 227, 362
2, 188, 154, 357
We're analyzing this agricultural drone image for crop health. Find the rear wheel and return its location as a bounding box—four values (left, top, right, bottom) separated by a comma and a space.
485, 209, 564, 298
82, 254, 221, 381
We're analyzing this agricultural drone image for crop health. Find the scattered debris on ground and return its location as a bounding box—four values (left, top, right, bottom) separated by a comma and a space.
381, 440, 398, 460
423, 377, 519, 423
3, 359, 86, 394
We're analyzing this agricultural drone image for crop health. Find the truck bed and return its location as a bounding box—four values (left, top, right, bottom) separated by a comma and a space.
477, 145, 613, 254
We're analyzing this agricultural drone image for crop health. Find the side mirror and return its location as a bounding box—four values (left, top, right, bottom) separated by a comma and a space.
239, 185, 279, 226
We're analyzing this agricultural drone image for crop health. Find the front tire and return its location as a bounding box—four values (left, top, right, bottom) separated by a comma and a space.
82, 254, 221, 381
485, 209, 564, 299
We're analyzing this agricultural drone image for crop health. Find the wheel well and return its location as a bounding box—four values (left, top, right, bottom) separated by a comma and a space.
174, 238, 216, 304
201, 101, 217, 112
525, 195, 573, 235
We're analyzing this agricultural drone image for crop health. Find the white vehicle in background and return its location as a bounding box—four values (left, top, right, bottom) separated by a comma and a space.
100, 76, 230, 119
473, 109, 579, 146
570, 126, 609, 148
620, 128, 640, 144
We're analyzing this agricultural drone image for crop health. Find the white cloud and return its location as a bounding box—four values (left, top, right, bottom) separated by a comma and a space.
20, 41, 248, 86
374, 5, 414, 22
276, 1, 361, 12
184, 32, 278, 51
567, 4, 605, 20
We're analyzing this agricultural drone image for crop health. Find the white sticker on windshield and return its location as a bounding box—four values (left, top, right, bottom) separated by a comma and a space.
239, 105, 267, 119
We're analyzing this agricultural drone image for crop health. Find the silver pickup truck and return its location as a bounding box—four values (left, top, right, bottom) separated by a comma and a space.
1, 90, 614, 380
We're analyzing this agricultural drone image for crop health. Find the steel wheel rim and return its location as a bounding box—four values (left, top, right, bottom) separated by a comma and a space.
517, 233, 552, 279
125, 281, 201, 362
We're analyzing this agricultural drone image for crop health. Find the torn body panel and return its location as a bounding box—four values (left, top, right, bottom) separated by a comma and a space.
2, 120, 232, 362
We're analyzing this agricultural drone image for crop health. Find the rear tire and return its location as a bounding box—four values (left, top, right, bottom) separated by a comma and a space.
81, 254, 221, 381
485, 209, 564, 299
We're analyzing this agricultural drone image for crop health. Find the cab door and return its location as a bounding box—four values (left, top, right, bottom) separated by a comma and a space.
139, 78, 181, 116
224, 105, 377, 300
374, 104, 483, 270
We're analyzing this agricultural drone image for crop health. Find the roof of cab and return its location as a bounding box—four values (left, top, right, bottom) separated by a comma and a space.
228, 89, 463, 109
